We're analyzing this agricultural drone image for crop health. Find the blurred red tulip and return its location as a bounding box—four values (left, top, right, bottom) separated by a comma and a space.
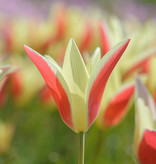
103, 84, 135, 128
99, 21, 110, 57
79, 22, 93, 54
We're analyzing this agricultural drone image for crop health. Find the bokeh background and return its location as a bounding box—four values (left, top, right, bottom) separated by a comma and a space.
0, 0, 156, 163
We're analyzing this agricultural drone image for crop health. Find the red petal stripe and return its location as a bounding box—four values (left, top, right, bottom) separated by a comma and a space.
79, 22, 93, 54
0, 78, 8, 108
103, 85, 134, 128
24, 46, 74, 130
99, 21, 110, 57
88, 39, 130, 128
138, 130, 156, 164
122, 58, 150, 81
10, 72, 22, 98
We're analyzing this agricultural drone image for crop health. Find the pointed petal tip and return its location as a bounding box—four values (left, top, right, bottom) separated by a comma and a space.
69, 38, 76, 45
135, 75, 145, 94
67, 38, 79, 50
124, 38, 130, 46
94, 47, 101, 55
23, 44, 30, 50
23, 44, 27, 50
119, 39, 130, 49
23, 45, 42, 60
95, 47, 101, 52
23, 45, 33, 54
23, 45, 31, 55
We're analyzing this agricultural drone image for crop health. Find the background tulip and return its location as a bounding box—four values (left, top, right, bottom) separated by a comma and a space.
134, 76, 156, 164
0, 65, 16, 156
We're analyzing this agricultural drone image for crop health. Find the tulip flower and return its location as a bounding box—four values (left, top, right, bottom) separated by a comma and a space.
122, 48, 156, 81
79, 22, 93, 54
0, 65, 15, 81
40, 6, 67, 53
102, 82, 134, 128
0, 66, 15, 154
8, 62, 44, 106
99, 20, 156, 82
0, 65, 18, 107
94, 63, 135, 129
0, 66, 10, 107
24, 38, 129, 163
97, 21, 156, 129
96, 22, 156, 130
91, 67, 135, 164
134, 76, 156, 164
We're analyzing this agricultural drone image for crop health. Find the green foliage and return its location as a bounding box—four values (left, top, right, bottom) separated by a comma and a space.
0, 96, 136, 164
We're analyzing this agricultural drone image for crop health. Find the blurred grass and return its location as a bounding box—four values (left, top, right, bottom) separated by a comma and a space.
0, 95, 136, 164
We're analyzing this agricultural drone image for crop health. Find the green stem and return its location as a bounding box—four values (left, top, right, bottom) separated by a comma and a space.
78, 132, 85, 164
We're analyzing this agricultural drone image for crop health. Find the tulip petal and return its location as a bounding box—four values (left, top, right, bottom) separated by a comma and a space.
86, 39, 130, 128
0, 65, 17, 81
134, 98, 155, 155
24, 45, 74, 131
103, 83, 135, 128
0, 77, 8, 107
138, 129, 156, 164
134, 77, 155, 155
136, 76, 156, 121
79, 22, 93, 53
62, 39, 89, 93
122, 48, 156, 80
95, 68, 122, 128
41, 7, 66, 52
99, 21, 110, 57
86, 47, 101, 75
10, 72, 22, 98
62, 39, 89, 132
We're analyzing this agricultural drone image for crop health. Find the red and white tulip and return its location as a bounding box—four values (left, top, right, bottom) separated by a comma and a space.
134, 76, 156, 164
24, 38, 130, 133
